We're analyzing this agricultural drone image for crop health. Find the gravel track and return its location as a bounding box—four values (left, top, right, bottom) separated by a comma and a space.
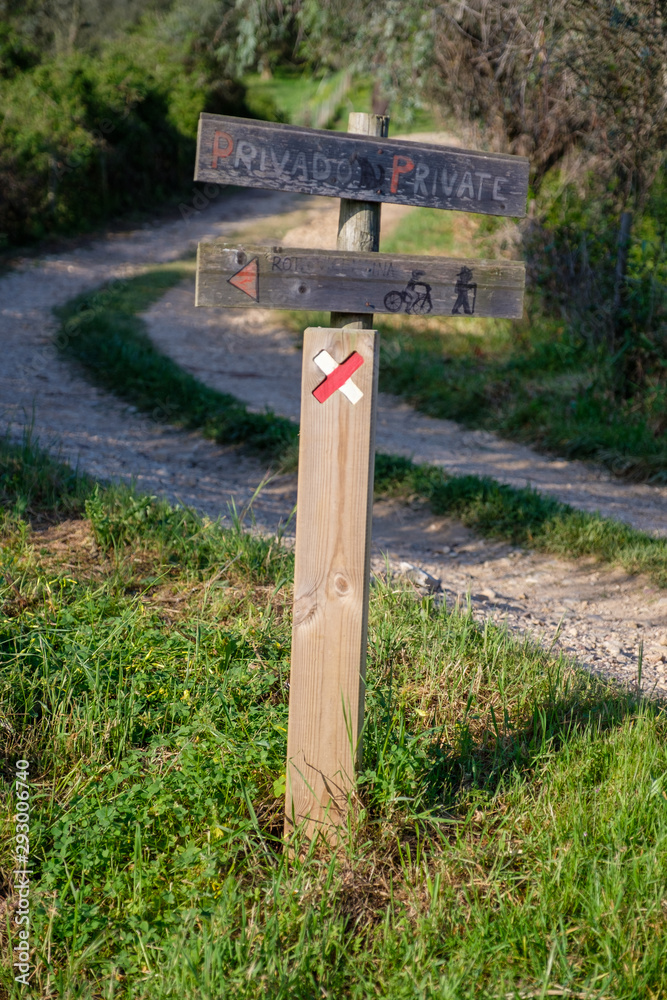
2, 152, 667, 697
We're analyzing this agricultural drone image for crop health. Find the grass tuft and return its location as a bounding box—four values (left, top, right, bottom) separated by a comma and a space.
54, 267, 298, 463
0, 426, 94, 524
375, 453, 667, 587
84, 481, 294, 587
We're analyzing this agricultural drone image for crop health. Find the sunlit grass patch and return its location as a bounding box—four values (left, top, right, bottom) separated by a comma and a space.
54, 266, 298, 464
375, 453, 667, 588
2, 444, 667, 997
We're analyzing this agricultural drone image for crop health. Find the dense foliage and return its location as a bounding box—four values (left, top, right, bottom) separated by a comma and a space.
0, 5, 250, 245
524, 171, 667, 411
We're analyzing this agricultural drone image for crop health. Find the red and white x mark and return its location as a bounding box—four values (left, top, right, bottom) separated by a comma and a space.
312, 350, 364, 404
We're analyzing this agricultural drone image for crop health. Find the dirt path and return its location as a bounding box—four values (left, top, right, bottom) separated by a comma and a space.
2, 145, 667, 697
149, 255, 667, 539
1, 187, 309, 524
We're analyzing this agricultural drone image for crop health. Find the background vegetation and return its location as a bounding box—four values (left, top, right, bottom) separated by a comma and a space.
0, 0, 427, 247
0, 2, 250, 245
2, 0, 665, 474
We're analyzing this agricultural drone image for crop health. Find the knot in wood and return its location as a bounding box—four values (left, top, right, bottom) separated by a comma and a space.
333, 572, 351, 596
294, 592, 317, 627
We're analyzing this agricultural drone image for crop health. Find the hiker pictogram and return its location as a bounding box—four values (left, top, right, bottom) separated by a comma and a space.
452, 265, 477, 314
312, 350, 364, 404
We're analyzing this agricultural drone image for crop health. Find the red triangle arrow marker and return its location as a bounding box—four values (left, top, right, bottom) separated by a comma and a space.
228, 257, 259, 301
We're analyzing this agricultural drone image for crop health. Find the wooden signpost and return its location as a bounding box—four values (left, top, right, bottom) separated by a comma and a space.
196, 243, 525, 318
287, 324, 379, 837
193, 110, 528, 843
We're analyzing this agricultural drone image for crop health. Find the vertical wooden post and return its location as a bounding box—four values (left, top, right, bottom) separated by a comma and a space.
331, 112, 390, 329
285, 113, 388, 842
285, 325, 379, 841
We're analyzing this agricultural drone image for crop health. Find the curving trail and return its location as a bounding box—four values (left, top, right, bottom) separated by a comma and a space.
1, 139, 667, 696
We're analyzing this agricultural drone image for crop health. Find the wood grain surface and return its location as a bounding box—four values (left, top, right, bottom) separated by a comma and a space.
285, 326, 379, 842
196, 242, 525, 318
330, 110, 388, 329
195, 113, 529, 217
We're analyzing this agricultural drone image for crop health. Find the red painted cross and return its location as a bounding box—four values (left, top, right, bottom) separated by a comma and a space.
312, 350, 364, 404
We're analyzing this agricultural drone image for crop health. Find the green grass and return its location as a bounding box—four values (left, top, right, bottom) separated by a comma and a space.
244, 68, 352, 129
2, 436, 667, 998
54, 266, 298, 464
1, 427, 94, 524
243, 69, 439, 133
378, 324, 667, 483
54, 269, 667, 587
380, 206, 458, 256
376, 208, 667, 484
375, 454, 667, 587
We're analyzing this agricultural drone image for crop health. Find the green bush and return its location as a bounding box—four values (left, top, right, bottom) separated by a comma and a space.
0, 23, 40, 79
525, 171, 667, 415
0, 31, 248, 246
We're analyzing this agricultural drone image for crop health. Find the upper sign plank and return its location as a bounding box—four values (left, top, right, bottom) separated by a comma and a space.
195, 114, 529, 218
196, 242, 526, 319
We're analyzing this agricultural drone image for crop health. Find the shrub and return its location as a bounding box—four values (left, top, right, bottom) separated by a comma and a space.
524, 171, 667, 415
0, 31, 248, 246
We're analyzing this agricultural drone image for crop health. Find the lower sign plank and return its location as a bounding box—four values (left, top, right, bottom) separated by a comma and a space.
196, 242, 525, 319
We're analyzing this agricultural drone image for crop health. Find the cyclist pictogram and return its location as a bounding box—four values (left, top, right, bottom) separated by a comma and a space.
384, 270, 433, 314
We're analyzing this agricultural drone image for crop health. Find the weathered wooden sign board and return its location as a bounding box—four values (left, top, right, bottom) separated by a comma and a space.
195, 113, 529, 217
196, 241, 525, 318
193, 109, 528, 845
